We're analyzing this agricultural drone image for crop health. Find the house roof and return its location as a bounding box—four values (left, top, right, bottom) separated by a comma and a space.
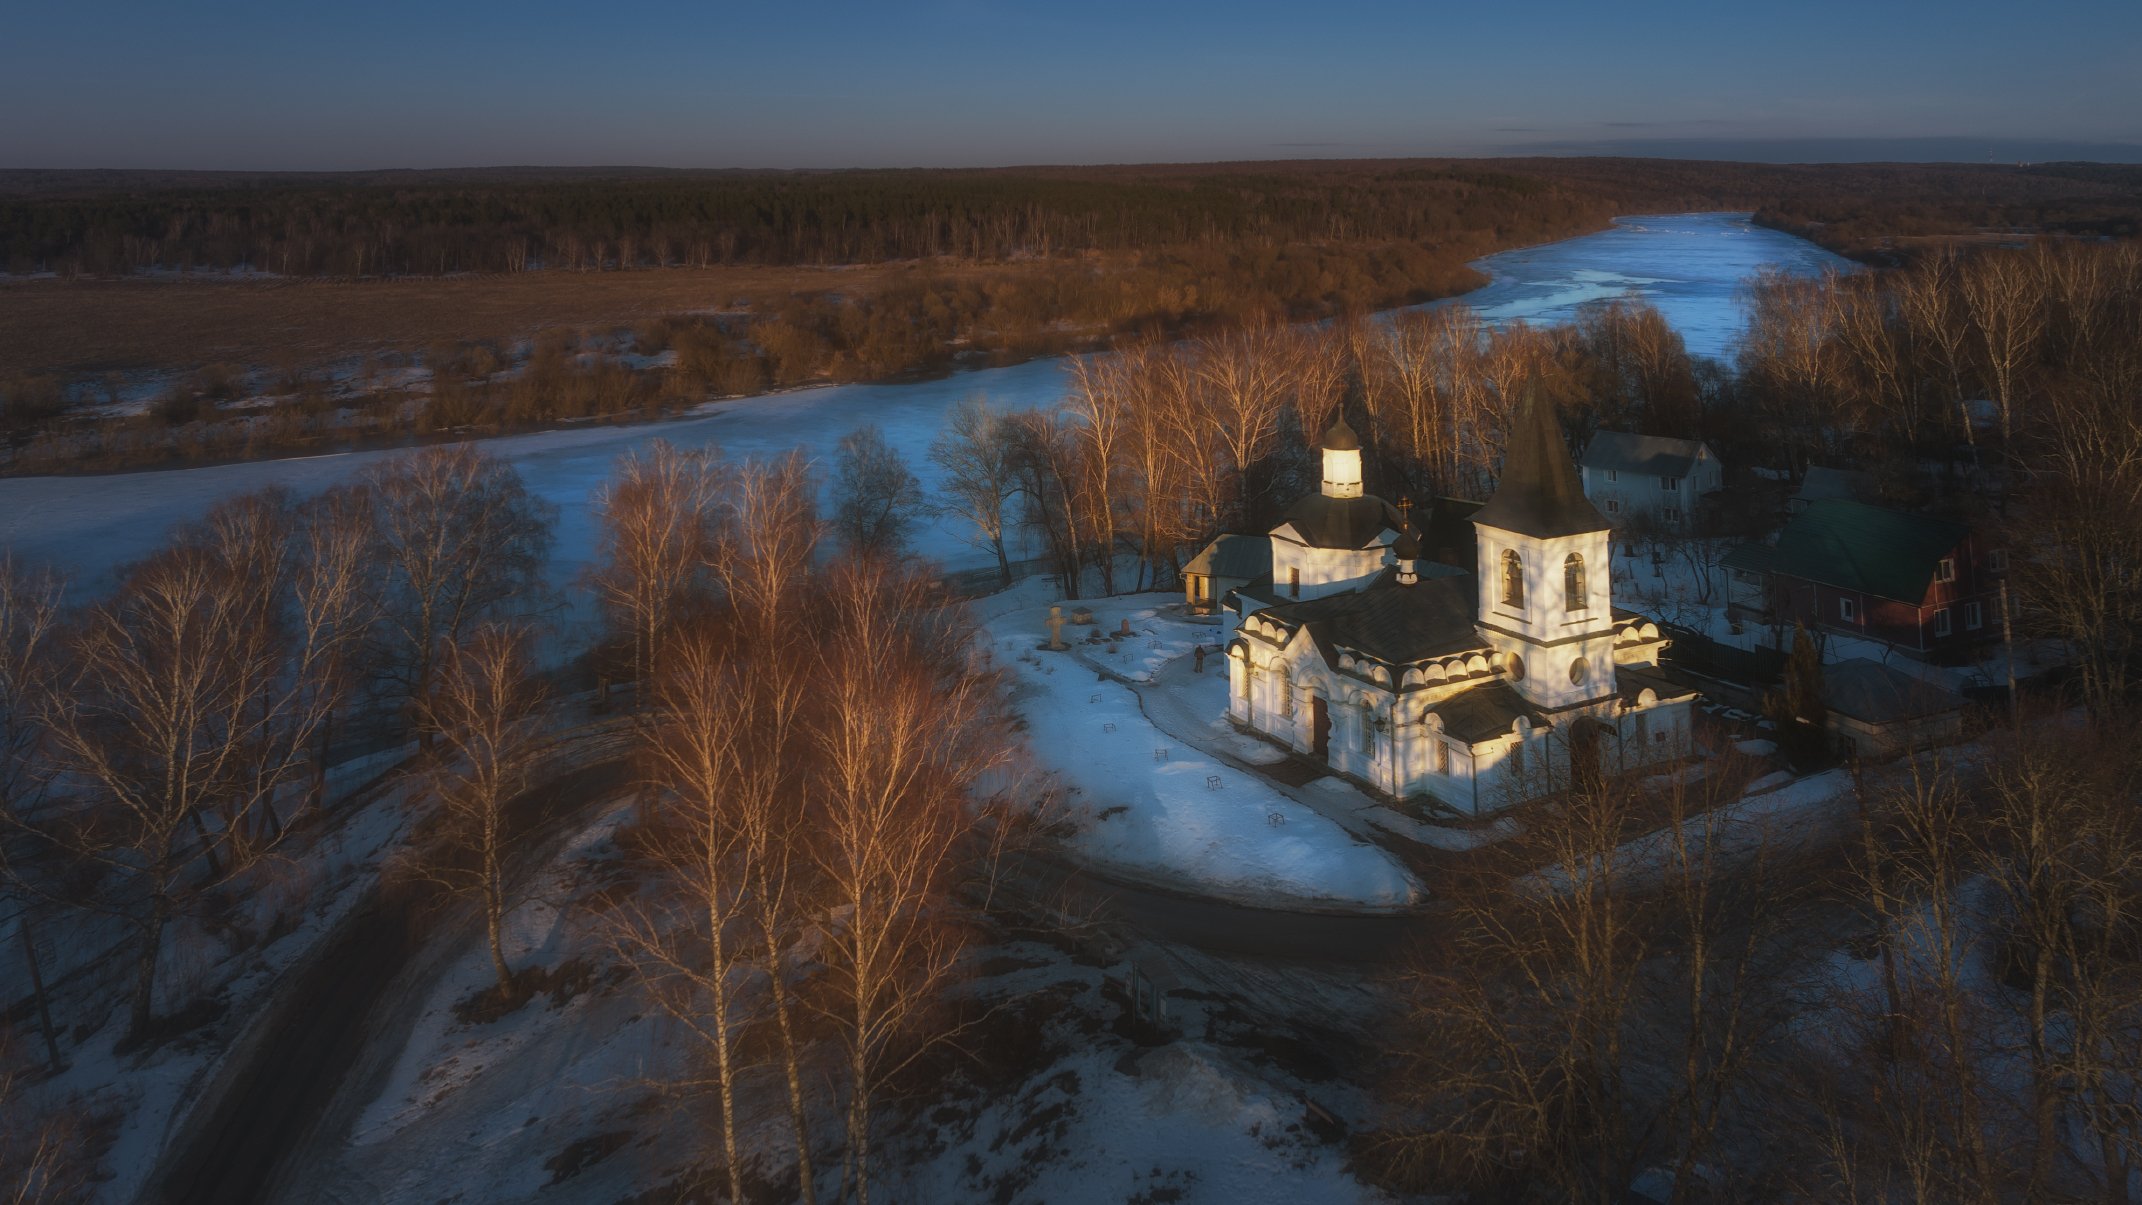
1822, 658, 1965, 725
1720, 543, 1779, 574
1259, 571, 1486, 667
1471, 391, 1612, 539
1793, 466, 1871, 504
1426, 680, 1542, 744
1184, 533, 1271, 581
1767, 499, 1969, 603
1280, 492, 1404, 550
1581, 430, 1709, 478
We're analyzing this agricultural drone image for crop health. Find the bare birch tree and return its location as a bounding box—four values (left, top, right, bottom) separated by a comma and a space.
356, 446, 555, 740
590, 438, 723, 695
929, 396, 1020, 588
419, 621, 547, 998
809, 560, 1008, 1205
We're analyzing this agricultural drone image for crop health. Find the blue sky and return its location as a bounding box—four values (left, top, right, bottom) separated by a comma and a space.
5, 0, 2138, 169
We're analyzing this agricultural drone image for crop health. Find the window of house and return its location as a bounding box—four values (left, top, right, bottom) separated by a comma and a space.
1935, 608, 1953, 637
1935, 558, 1956, 584
1288, 566, 1300, 598
1604, 498, 1620, 515
1839, 596, 1857, 623
1501, 549, 1524, 609
1606, 468, 1618, 483
1563, 553, 1586, 612
1964, 601, 1983, 630
1662, 506, 1681, 524
1660, 476, 1681, 491
1988, 549, 2008, 574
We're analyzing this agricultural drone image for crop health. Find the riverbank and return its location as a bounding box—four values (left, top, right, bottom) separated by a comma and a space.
0, 213, 1847, 599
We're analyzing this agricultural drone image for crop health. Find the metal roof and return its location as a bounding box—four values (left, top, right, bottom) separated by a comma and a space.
1279, 493, 1404, 550
1426, 681, 1541, 743
1471, 391, 1612, 539
1184, 532, 1271, 581
1258, 571, 1487, 668
1822, 658, 1965, 724
1766, 499, 1969, 603
1580, 430, 1710, 478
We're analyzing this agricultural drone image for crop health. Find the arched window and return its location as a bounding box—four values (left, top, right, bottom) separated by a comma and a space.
1564, 553, 1586, 612
1500, 549, 1524, 608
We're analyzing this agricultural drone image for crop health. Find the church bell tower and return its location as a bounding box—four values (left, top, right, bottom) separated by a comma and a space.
1470, 392, 1619, 711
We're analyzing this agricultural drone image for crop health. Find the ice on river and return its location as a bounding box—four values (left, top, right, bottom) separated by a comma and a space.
1433, 212, 1855, 362
0, 212, 1848, 603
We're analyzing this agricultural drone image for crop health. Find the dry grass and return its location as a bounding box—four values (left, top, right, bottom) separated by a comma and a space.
0, 261, 986, 378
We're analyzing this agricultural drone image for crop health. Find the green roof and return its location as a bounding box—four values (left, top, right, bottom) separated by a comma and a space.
1768, 499, 1967, 603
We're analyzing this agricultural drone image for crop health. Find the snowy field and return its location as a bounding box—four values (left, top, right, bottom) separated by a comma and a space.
976, 583, 1419, 909
2, 213, 1844, 603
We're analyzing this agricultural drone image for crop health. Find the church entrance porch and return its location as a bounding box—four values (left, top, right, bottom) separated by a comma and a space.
1570, 717, 1609, 796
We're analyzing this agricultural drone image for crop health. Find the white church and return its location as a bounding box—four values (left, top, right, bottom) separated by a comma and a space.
1221, 396, 1697, 816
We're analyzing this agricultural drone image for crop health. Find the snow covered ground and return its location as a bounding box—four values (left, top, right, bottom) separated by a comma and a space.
977, 583, 1419, 909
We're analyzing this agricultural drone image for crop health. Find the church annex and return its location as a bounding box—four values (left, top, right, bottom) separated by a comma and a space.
1221, 396, 1697, 816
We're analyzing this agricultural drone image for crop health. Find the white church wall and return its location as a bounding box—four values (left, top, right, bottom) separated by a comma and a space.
1269, 534, 1390, 602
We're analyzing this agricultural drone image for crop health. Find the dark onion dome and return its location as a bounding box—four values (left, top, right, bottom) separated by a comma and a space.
1471, 390, 1611, 538
1284, 493, 1404, 549
1321, 414, 1362, 452
1391, 529, 1423, 561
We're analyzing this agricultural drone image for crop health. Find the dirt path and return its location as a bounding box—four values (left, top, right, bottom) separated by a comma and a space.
149, 759, 629, 1205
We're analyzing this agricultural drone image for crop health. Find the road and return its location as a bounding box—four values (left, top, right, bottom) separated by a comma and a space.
150, 760, 631, 1205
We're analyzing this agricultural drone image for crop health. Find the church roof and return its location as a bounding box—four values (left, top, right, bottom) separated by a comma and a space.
1281, 492, 1404, 550
1425, 681, 1543, 744
1471, 392, 1612, 538
1259, 571, 1486, 667
1321, 414, 1361, 451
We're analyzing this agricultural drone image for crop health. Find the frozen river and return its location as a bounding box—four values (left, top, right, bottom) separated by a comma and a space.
0, 212, 1849, 597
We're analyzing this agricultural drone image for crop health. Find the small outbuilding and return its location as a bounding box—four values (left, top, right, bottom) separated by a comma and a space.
1822, 658, 1968, 760
1182, 532, 1270, 617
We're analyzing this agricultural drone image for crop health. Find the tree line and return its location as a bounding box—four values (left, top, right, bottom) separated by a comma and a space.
2, 166, 1614, 278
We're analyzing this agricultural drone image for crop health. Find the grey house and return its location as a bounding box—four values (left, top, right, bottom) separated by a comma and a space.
1579, 431, 1722, 530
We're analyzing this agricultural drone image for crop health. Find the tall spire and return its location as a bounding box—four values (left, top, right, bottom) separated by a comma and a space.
1470, 389, 1609, 538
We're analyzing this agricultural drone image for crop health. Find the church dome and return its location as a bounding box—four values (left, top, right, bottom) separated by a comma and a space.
1321, 414, 1361, 452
